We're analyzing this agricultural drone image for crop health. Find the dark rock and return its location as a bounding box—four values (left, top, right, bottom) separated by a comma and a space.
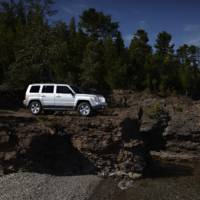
0, 109, 150, 178
118, 179, 134, 190
3, 165, 16, 174
4, 151, 17, 161
1, 90, 200, 177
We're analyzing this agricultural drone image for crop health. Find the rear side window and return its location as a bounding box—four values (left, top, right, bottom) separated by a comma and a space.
42, 85, 54, 93
56, 86, 72, 94
30, 86, 40, 93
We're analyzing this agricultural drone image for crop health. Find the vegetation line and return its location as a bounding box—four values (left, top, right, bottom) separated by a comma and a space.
0, 1, 200, 98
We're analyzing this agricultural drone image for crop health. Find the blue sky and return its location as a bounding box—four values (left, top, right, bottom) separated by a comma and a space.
52, 0, 200, 47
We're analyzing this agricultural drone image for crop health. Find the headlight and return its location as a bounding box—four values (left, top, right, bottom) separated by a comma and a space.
99, 96, 106, 103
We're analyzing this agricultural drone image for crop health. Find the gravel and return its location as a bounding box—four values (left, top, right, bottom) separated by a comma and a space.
0, 173, 101, 200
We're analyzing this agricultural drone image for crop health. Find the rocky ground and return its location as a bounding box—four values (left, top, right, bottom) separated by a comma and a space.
113, 90, 200, 158
88, 161, 200, 200
0, 91, 200, 199
0, 173, 101, 200
1, 91, 200, 176
0, 107, 150, 178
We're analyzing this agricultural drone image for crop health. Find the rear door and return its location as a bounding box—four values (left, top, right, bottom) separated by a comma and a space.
41, 85, 55, 106
55, 85, 75, 107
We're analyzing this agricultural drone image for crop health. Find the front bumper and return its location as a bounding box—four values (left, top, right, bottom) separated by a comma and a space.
23, 100, 28, 107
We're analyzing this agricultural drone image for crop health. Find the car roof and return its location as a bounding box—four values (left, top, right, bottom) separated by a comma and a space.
29, 83, 70, 86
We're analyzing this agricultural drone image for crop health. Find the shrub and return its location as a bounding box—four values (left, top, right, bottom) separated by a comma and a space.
144, 102, 164, 119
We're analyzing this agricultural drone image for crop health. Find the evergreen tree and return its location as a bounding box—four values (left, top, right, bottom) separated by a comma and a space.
69, 17, 76, 37
80, 41, 106, 89
177, 44, 200, 96
129, 29, 152, 89
16, 0, 26, 25
0, 1, 200, 98
154, 31, 177, 93
5, 0, 56, 89
177, 44, 198, 67
155, 31, 174, 57
79, 8, 118, 40
115, 31, 125, 55
0, 0, 16, 84
68, 17, 87, 83
104, 32, 128, 89
8, 23, 54, 89
50, 21, 70, 82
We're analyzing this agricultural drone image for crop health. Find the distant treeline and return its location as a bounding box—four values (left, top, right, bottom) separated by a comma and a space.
0, 0, 200, 98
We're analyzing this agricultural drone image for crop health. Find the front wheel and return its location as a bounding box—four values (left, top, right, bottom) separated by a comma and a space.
29, 101, 42, 115
77, 102, 92, 116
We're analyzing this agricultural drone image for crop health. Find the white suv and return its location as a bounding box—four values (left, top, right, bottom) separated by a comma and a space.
23, 84, 107, 116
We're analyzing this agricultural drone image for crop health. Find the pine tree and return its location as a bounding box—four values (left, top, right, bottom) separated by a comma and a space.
81, 41, 106, 89
155, 31, 174, 57
69, 17, 76, 37
129, 29, 152, 89
79, 8, 118, 40
154, 31, 177, 93
103, 33, 128, 89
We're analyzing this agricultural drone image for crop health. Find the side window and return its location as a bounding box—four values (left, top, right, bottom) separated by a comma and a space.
56, 86, 72, 94
42, 85, 54, 93
30, 86, 40, 93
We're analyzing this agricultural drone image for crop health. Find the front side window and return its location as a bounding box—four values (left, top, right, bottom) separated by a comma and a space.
30, 86, 40, 93
56, 86, 72, 94
42, 85, 54, 93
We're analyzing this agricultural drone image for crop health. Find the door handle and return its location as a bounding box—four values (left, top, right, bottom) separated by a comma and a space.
56, 95, 61, 98
41, 95, 46, 98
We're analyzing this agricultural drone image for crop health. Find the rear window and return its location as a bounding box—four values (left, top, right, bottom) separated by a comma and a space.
56, 86, 72, 94
42, 85, 54, 93
30, 86, 40, 93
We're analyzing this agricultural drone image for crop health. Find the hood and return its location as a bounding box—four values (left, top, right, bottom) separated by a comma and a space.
75, 93, 103, 98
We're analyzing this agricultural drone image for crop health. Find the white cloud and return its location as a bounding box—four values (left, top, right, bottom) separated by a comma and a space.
184, 24, 200, 32
183, 24, 200, 47
182, 24, 200, 46
124, 33, 133, 44
186, 37, 200, 46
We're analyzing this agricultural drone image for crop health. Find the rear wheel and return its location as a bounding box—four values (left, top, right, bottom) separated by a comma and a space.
77, 102, 92, 116
29, 101, 42, 115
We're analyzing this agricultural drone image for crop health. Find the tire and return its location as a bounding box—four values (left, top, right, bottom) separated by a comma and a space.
29, 101, 42, 115
77, 102, 92, 116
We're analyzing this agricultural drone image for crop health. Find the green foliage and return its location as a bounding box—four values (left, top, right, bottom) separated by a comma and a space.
103, 35, 128, 89
129, 29, 152, 89
80, 41, 106, 88
174, 106, 183, 112
144, 102, 164, 119
79, 8, 118, 40
155, 31, 174, 57
8, 24, 54, 89
0, 1, 200, 98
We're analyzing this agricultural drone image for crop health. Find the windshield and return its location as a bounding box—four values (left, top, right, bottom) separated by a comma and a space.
70, 86, 85, 94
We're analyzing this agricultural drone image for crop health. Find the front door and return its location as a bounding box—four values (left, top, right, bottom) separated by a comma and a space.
55, 85, 75, 107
